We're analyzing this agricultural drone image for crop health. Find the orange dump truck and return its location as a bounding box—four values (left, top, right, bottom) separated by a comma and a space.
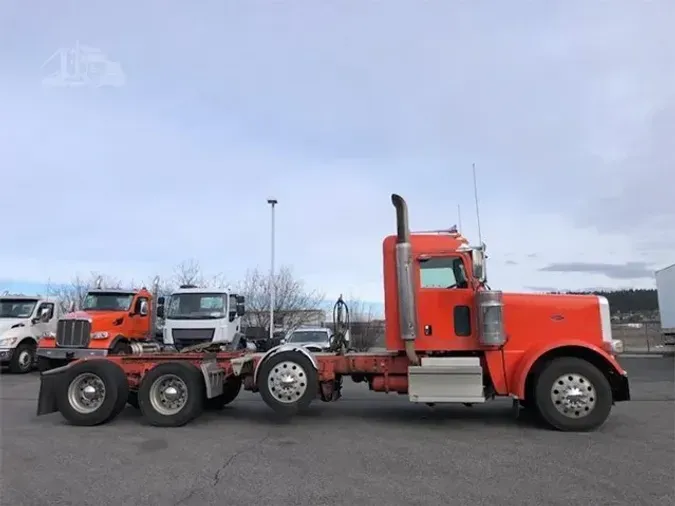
36, 194, 629, 432
36, 279, 163, 371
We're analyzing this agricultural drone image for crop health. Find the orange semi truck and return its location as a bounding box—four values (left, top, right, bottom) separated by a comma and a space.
36, 278, 163, 371
36, 194, 630, 432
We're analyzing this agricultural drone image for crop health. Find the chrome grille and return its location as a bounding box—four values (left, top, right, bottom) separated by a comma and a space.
171, 328, 215, 350
56, 319, 91, 348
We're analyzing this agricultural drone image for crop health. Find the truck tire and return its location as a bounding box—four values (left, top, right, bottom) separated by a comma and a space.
533, 357, 613, 432
9, 341, 36, 374
205, 377, 242, 410
127, 391, 139, 409
110, 339, 131, 355
137, 362, 204, 427
55, 359, 129, 426
258, 350, 318, 416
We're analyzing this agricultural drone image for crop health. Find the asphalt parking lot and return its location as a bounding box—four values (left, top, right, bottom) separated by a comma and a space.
1, 356, 673, 506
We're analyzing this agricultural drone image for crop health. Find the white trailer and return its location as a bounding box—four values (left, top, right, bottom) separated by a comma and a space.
655, 263, 675, 342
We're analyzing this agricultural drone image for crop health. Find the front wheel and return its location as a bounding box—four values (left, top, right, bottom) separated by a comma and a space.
257, 350, 318, 416
9, 341, 36, 374
534, 357, 613, 432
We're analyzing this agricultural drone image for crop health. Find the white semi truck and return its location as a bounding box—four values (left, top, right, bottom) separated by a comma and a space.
160, 285, 252, 351
655, 263, 675, 344
0, 295, 62, 373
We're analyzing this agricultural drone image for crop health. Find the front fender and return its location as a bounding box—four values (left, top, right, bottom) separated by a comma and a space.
510, 340, 624, 399
253, 344, 319, 387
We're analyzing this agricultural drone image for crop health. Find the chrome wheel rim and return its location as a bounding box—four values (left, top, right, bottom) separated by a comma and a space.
550, 373, 597, 418
17, 349, 32, 369
67, 373, 106, 414
268, 361, 308, 403
149, 374, 188, 415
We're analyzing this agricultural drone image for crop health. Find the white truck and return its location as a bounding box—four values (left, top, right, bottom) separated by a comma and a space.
655, 263, 675, 344
160, 285, 252, 351
0, 295, 62, 373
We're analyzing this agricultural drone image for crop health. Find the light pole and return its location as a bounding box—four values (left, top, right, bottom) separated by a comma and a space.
267, 198, 278, 341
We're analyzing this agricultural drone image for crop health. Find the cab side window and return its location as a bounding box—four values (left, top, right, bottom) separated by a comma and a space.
420, 257, 468, 289
135, 297, 149, 315
37, 303, 55, 320
229, 295, 237, 322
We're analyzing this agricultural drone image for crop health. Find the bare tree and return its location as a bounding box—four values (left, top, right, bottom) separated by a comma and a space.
237, 266, 324, 332
50, 272, 123, 313
344, 298, 384, 351
172, 259, 204, 286
169, 259, 229, 290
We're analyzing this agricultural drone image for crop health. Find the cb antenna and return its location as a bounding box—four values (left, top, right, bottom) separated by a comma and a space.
472, 162, 483, 245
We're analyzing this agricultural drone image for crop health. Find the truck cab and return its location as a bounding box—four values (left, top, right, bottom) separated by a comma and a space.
161, 285, 248, 351
0, 295, 61, 373
36, 280, 160, 371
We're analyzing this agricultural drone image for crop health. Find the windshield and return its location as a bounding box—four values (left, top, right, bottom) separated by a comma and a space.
82, 292, 134, 311
0, 299, 38, 318
287, 330, 328, 343
166, 293, 228, 319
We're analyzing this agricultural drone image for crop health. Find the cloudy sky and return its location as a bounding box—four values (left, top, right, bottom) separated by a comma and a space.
1, 1, 673, 304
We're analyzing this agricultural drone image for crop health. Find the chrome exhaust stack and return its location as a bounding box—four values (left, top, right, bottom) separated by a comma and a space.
391, 194, 420, 365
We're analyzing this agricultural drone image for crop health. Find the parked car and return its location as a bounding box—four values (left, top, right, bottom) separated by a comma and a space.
282, 327, 333, 352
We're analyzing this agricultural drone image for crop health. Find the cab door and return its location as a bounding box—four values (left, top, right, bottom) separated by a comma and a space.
415, 254, 476, 351
129, 296, 150, 339
32, 302, 55, 341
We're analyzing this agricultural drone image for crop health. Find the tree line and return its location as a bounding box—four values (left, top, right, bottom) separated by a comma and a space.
547, 288, 659, 314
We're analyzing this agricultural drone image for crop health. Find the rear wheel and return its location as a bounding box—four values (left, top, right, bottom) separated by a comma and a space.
205, 377, 242, 410
55, 359, 129, 426
534, 357, 612, 432
138, 362, 204, 427
9, 341, 36, 374
127, 391, 139, 409
258, 350, 318, 416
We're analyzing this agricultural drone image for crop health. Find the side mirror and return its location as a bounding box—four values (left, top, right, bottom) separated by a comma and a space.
236, 302, 245, 316
40, 308, 51, 322
139, 300, 149, 316
157, 296, 165, 305
156, 305, 165, 318
471, 248, 486, 282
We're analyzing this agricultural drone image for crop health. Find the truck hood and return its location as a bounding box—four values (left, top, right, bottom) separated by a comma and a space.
501, 292, 605, 347
0, 318, 30, 336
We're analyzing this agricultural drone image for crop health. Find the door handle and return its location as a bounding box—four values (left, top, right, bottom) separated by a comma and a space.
424, 324, 432, 336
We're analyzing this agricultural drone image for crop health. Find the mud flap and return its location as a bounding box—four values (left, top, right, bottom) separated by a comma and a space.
36, 366, 69, 416
613, 373, 631, 402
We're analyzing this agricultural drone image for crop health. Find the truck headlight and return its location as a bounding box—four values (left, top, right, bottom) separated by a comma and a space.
41, 332, 56, 339
91, 332, 109, 340
0, 337, 18, 347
